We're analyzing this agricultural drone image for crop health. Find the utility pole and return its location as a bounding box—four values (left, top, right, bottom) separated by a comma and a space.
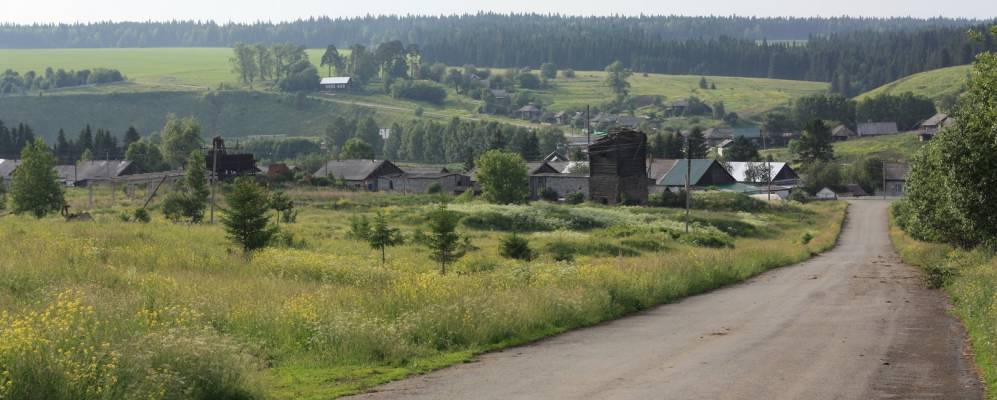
210, 140, 219, 224
764, 133, 771, 201
586, 105, 591, 146
684, 134, 691, 234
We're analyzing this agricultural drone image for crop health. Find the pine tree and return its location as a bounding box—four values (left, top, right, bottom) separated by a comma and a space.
162, 150, 209, 223
221, 177, 277, 253
367, 211, 404, 266
123, 126, 141, 149
10, 139, 64, 218
426, 201, 465, 275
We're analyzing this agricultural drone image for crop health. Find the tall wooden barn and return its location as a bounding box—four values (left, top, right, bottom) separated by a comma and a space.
588, 129, 649, 205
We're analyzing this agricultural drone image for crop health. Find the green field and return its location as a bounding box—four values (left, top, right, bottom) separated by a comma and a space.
762, 131, 925, 164
0, 186, 846, 399
854, 65, 970, 101
0, 48, 329, 89
1, 47, 829, 140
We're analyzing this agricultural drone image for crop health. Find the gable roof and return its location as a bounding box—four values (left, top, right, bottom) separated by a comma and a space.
55, 160, 135, 182
832, 125, 856, 137
489, 89, 508, 98
857, 122, 899, 136
0, 159, 21, 178
647, 159, 679, 181
885, 163, 909, 181
615, 115, 641, 127
320, 77, 351, 85
313, 159, 398, 181
401, 166, 450, 175
724, 161, 794, 183
921, 113, 949, 127
653, 159, 734, 187
517, 105, 540, 113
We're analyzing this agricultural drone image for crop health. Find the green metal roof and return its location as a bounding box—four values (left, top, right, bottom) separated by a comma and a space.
658, 159, 717, 186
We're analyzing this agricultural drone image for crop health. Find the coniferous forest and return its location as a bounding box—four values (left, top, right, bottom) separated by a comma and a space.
2, 15, 995, 94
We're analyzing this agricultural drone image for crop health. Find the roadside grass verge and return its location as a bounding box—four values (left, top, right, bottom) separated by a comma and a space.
0, 195, 845, 399
889, 210, 997, 398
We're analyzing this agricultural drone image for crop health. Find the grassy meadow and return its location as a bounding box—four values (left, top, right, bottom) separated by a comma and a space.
0, 186, 846, 399
889, 211, 997, 398
762, 131, 925, 164
1, 47, 829, 140
855, 64, 970, 102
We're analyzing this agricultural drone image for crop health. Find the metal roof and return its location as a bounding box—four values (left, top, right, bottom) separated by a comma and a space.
655, 159, 727, 186
320, 77, 351, 85
724, 161, 793, 183
55, 160, 134, 182
921, 113, 949, 127
857, 122, 899, 136
313, 159, 395, 181
0, 159, 21, 178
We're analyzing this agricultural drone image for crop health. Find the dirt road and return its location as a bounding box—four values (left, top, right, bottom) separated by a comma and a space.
350, 200, 982, 400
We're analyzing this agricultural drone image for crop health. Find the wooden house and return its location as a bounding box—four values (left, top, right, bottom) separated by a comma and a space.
831, 125, 856, 141
516, 104, 542, 120
320, 77, 352, 91
648, 158, 737, 193
312, 159, 404, 191
857, 122, 899, 137
919, 113, 955, 141
588, 129, 649, 205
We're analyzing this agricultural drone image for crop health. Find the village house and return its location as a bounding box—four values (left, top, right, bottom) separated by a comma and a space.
703, 127, 763, 147
815, 187, 838, 200
319, 76, 352, 91
0, 159, 20, 186
919, 113, 955, 141
647, 158, 737, 193
724, 161, 800, 186
857, 122, 899, 137
831, 125, 856, 141
588, 129, 649, 205
516, 104, 542, 120
379, 171, 472, 194
489, 89, 509, 100
313, 159, 404, 191
529, 172, 589, 200
885, 162, 910, 197
55, 160, 141, 187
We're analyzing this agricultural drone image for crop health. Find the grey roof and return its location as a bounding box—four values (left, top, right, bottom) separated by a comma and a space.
647, 159, 679, 181
615, 115, 641, 127
547, 161, 589, 174
654, 159, 730, 187
490, 89, 508, 98
885, 163, 909, 181
55, 160, 134, 182
0, 159, 21, 178
320, 77, 351, 85
832, 125, 856, 137
716, 139, 735, 148
517, 105, 541, 113
313, 159, 394, 181
724, 161, 791, 183
670, 99, 690, 108
402, 166, 450, 174
921, 113, 949, 127
857, 122, 899, 136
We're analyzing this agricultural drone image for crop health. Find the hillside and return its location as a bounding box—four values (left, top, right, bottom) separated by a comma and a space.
761, 131, 925, 164
854, 65, 970, 101
0, 48, 828, 140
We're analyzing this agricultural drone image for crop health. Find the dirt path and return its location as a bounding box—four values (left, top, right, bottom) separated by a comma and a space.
348, 200, 982, 400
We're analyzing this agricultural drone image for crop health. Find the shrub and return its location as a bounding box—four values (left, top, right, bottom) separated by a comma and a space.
499, 233, 534, 261
620, 235, 669, 252
788, 188, 810, 203
391, 80, 448, 105
545, 239, 640, 261
560, 69, 576, 78
427, 183, 442, 194
540, 188, 559, 202
801, 232, 814, 244
679, 230, 734, 248
133, 208, 151, 223
650, 190, 686, 208
348, 214, 371, 240
565, 192, 584, 204
693, 192, 766, 212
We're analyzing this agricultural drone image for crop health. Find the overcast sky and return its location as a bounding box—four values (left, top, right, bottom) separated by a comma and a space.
3, 0, 995, 23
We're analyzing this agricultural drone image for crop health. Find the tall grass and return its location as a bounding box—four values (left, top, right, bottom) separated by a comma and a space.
889, 213, 997, 398
0, 196, 845, 398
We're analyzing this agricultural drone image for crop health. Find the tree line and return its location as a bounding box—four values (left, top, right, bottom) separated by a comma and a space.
0, 67, 124, 94
763, 92, 937, 134
0, 15, 980, 48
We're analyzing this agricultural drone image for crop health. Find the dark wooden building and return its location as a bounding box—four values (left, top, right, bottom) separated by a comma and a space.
206, 137, 258, 178
588, 128, 649, 205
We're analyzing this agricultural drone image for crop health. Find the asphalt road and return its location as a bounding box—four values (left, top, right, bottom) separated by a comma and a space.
349, 200, 982, 400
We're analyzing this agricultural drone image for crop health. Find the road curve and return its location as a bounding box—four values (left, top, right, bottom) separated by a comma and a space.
349, 200, 982, 400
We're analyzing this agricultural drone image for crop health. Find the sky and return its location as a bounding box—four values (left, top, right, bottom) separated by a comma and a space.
2, 0, 995, 23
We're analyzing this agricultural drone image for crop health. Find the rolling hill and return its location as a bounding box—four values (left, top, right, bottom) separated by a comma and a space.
854, 65, 969, 101
0, 48, 829, 141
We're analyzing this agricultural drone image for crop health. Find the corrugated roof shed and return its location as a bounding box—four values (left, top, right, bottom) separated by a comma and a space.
55, 160, 136, 183
857, 122, 899, 136
0, 159, 21, 179
320, 77, 351, 85
313, 159, 401, 181
832, 125, 856, 137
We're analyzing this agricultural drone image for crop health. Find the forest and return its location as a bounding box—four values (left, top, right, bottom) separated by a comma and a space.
2, 16, 995, 94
